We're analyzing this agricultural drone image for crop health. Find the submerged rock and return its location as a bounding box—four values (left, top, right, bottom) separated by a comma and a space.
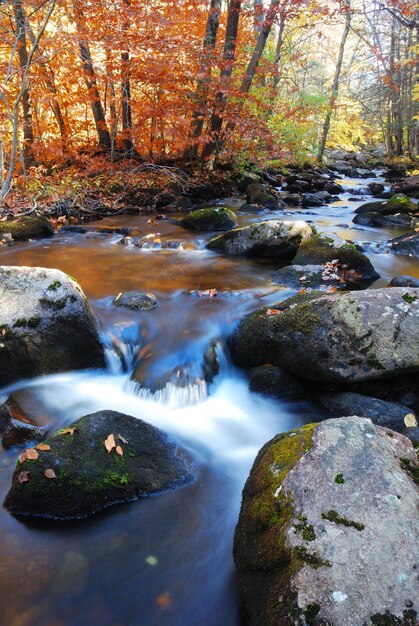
113, 291, 158, 310
231, 288, 419, 383
178, 207, 237, 231
0, 216, 54, 241
0, 266, 105, 387
207, 220, 314, 259
4, 410, 193, 520
0, 397, 47, 447
234, 416, 418, 626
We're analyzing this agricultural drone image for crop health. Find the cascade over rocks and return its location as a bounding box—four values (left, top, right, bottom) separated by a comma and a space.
0, 266, 105, 387
207, 220, 314, 258
234, 416, 418, 626
4, 410, 193, 520
231, 288, 419, 383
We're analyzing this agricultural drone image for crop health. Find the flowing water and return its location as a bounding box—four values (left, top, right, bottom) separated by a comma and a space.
0, 172, 417, 626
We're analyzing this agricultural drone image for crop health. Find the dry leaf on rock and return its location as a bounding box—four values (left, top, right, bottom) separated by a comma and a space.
116, 445, 123, 457
60, 427, 76, 436
104, 433, 116, 453
18, 471, 30, 483
36, 443, 51, 451
25, 448, 39, 460
44, 469, 57, 479
118, 434, 128, 444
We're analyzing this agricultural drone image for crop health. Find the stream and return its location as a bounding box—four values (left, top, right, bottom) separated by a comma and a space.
0, 171, 417, 626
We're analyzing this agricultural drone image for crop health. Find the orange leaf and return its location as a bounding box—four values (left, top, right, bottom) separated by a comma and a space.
18, 452, 28, 464
25, 448, 39, 460
18, 471, 30, 484
60, 427, 76, 436
104, 433, 116, 453
44, 469, 57, 479
266, 308, 282, 316
116, 445, 123, 457
36, 443, 51, 451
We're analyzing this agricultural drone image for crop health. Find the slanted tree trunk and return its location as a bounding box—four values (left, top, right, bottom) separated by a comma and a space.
73, 0, 111, 148
12, 0, 35, 169
202, 0, 242, 159
121, 0, 133, 154
184, 0, 222, 159
317, 0, 351, 163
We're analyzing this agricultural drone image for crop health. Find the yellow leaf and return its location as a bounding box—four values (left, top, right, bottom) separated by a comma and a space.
18, 452, 28, 464
104, 433, 116, 453
44, 469, 57, 479
116, 445, 123, 457
36, 443, 51, 451
60, 427, 76, 436
118, 434, 128, 444
25, 448, 39, 460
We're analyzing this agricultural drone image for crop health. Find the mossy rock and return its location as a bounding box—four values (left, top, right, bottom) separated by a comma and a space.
4, 410, 193, 520
179, 207, 237, 231
274, 264, 342, 290
292, 234, 379, 287
236, 171, 263, 192
355, 194, 417, 217
234, 417, 418, 626
0, 216, 54, 241
248, 365, 305, 398
113, 291, 158, 310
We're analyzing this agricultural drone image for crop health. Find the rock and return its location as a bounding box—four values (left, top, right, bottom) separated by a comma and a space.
326, 149, 348, 161
0, 216, 54, 241
0, 398, 47, 447
4, 410, 193, 520
0, 266, 105, 387
355, 194, 417, 216
274, 265, 342, 290
239, 202, 268, 214
324, 182, 344, 195
302, 194, 324, 208
387, 231, 419, 257
231, 288, 419, 383
248, 365, 305, 398
389, 276, 419, 288
178, 207, 237, 231
367, 182, 385, 196
246, 184, 280, 210
328, 160, 352, 174
402, 426, 419, 446
385, 167, 406, 181
60, 225, 88, 234
236, 171, 263, 192
392, 175, 419, 196
113, 291, 158, 311
207, 220, 314, 259
312, 190, 331, 202
318, 392, 417, 432
234, 416, 418, 626
281, 194, 302, 206
374, 191, 395, 199
292, 234, 379, 288
353, 212, 416, 228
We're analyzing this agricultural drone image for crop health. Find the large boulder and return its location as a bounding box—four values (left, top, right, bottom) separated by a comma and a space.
234, 416, 418, 626
355, 194, 417, 217
0, 216, 54, 241
387, 230, 419, 257
178, 207, 237, 231
0, 266, 105, 387
392, 174, 419, 196
231, 288, 419, 383
4, 410, 193, 520
207, 220, 314, 259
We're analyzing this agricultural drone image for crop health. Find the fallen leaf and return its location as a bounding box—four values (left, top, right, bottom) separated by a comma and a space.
266, 308, 282, 316
18, 471, 30, 484
25, 448, 39, 460
36, 443, 51, 451
156, 592, 172, 610
118, 434, 128, 444
60, 427, 76, 435
327, 286, 338, 293
104, 433, 116, 453
44, 469, 57, 479
116, 445, 123, 457
18, 452, 28, 464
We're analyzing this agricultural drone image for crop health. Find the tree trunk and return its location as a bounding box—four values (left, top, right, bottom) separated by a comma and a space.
121, 0, 133, 154
202, 0, 242, 159
317, 0, 351, 163
72, 0, 111, 148
184, 0, 222, 159
12, 0, 35, 169
253, 0, 264, 36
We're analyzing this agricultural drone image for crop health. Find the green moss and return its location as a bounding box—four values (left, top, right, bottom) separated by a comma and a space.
0, 216, 54, 240
47, 280, 62, 292
293, 546, 332, 569
304, 603, 321, 626
180, 207, 237, 231
334, 473, 345, 484
367, 354, 386, 370
400, 458, 419, 485
294, 515, 316, 541
402, 293, 417, 304
371, 609, 417, 625
293, 234, 375, 277
322, 509, 365, 531
387, 194, 416, 212
13, 319, 28, 328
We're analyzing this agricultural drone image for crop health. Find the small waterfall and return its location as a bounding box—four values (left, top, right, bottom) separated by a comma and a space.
131, 379, 208, 409
101, 323, 141, 375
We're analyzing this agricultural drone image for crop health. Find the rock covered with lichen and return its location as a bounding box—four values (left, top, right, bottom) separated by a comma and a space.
0, 266, 105, 387
234, 416, 418, 626
0, 215, 54, 241
4, 410, 193, 520
231, 288, 419, 383
207, 220, 314, 258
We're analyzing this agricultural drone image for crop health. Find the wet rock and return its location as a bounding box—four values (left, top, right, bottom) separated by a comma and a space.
328, 160, 352, 174
318, 392, 417, 432
324, 182, 344, 195
207, 220, 314, 259
274, 264, 341, 290
388, 275, 419, 288
402, 426, 419, 445
312, 190, 331, 203
248, 365, 305, 398
231, 288, 419, 383
239, 202, 268, 214
0, 216, 54, 241
0, 266, 105, 387
236, 171, 263, 192
392, 174, 419, 196
355, 193, 417, 216
385, 167, 406, 181
246, 184, 280, 210
0, 398, 47, 447
60, 225, 88, 234
4, 410, 193, 520
179, 207, 237, 231
281, 194, 302, 206
302, 194, 324, 208
113, 291, 158, 311
234, 416, 418, 626
292, 234, 379, 287
387, 231, 419, 257
367, 182, 385, 196
353, 212, 416, 228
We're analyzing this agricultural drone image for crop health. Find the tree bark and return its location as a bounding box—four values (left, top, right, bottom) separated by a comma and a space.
184, 0, 222, 159
317, 0, 351, 163
12, 0, 35, 169
72, 0, 111, 148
